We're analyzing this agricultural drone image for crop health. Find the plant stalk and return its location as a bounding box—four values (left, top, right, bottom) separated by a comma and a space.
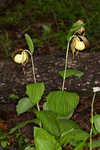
31, 54, 40, 112
90, 92, 96, 150
24, 50, 40, 112
62, 37, 71, 91
31, 55, 36, 83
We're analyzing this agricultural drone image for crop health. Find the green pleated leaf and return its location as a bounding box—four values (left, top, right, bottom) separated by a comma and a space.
36, 111, 60, 137
59, 69, 84, 79
93, 114, 100, 133
9, 119, 36, 134
46, 91, 79, 115
57, 111, 74, 120
26, 82, 45, 104
88, 140, 100, 148
16, 97, 33, 115
74, 140, 86, 150
25, 33, 34, 55
59, 128, 89, 147
34, 127, 62, 150
57, 119, 80, 134
43, 102, 49, 111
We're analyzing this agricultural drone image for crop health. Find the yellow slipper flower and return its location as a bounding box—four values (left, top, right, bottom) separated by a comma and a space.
13, 49, 28, 64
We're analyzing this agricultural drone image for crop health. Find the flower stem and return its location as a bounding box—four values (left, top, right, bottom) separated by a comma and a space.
90, 92, 96, 150
24, 50, 40, 112
30, 54, 36, 83
30, 54, 40, 111
24, 50, 36, 83
62, 37, 71, 91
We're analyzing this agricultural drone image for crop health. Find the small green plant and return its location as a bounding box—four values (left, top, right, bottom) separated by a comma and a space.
0, 132, 10, 149
9, 94, 19, 100
0, 140, 8, 149
0, 31, 11, 57
32, 24, 52, 49
7, 21, 100, 150
90, 87, 100, 150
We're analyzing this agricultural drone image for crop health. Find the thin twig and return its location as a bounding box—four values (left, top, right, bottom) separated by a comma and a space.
90, 92, 96, 150
30, 54, 36, 83
62, 37, 72, 91
24, 50, 40, 112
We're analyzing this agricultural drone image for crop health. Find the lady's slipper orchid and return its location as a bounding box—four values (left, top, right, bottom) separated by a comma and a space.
75, 20, 85, 36
13, 50, 28, 64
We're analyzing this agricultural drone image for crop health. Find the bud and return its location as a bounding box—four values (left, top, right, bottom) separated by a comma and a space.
93, 87, 100, 93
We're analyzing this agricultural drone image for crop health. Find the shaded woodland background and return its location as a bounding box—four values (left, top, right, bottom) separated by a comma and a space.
0, 0, 100, 57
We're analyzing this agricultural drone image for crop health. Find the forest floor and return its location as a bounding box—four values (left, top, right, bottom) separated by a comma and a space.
0, 50, 100, 150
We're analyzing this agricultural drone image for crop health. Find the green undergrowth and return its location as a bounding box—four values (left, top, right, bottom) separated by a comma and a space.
0, 0, 100, 57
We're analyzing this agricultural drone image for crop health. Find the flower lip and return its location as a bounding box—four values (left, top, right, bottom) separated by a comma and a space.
93, 87, 100, 93
75, 40, 85, 50
13, 51, 28, 64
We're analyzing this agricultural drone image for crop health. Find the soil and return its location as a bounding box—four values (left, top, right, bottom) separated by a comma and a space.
0, 50, 100, 149
0, 51, 100, 103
